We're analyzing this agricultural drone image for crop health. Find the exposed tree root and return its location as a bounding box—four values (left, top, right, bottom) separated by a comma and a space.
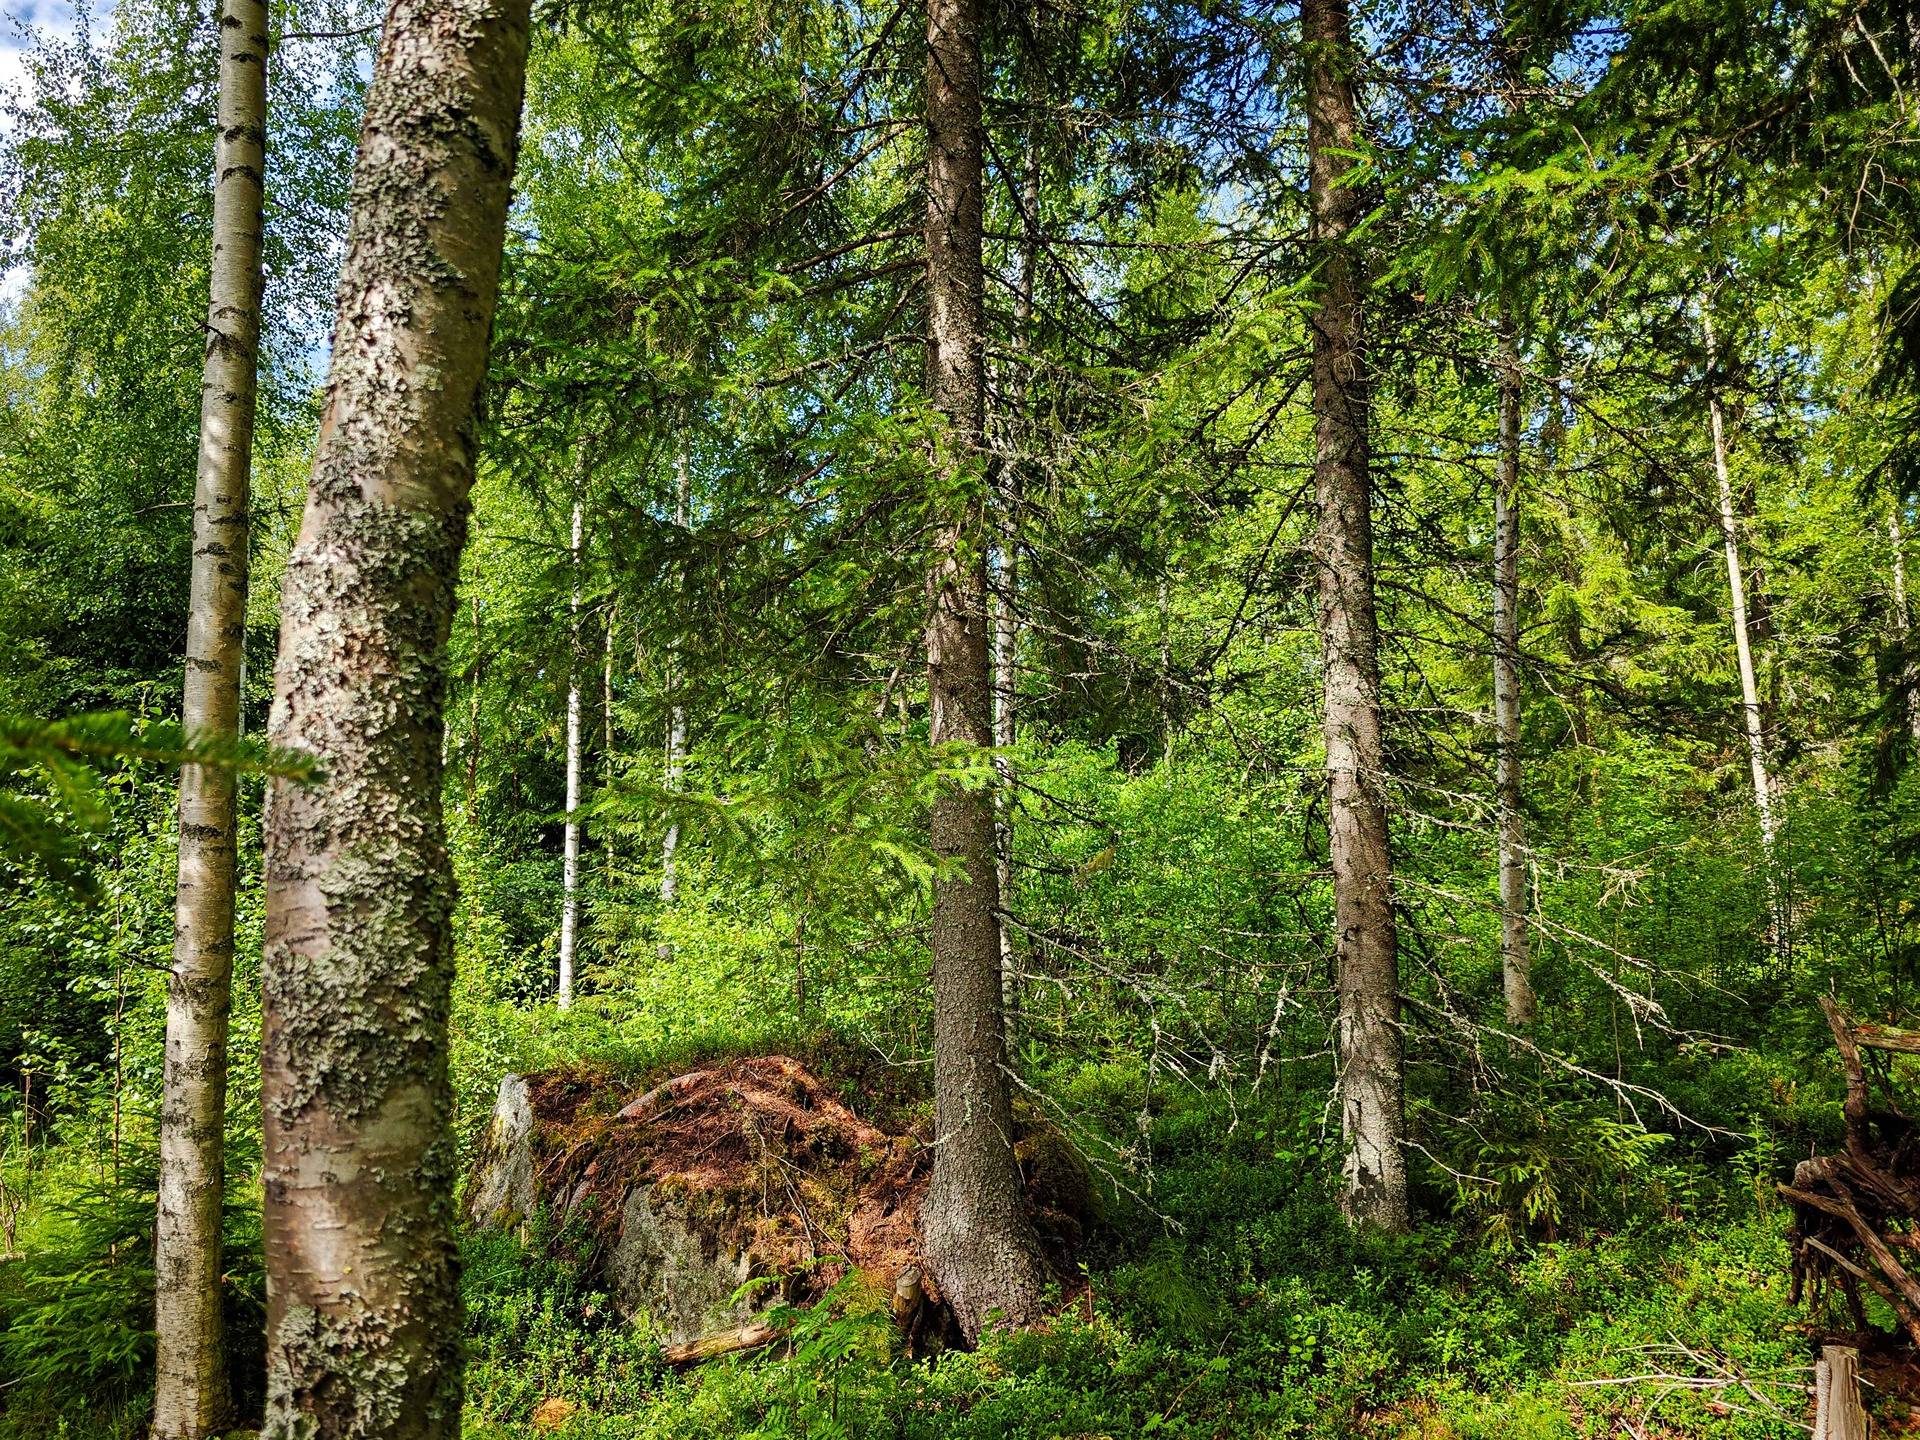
1780, 999, 1920, 1348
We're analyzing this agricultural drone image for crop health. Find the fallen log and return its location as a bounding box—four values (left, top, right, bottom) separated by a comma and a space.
660, 1321, 783, 1367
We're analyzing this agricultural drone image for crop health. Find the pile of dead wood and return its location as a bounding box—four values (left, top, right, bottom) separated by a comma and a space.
1781, 997, 1920, 1347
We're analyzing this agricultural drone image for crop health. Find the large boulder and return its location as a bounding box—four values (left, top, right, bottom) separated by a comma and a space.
466, 1055, 1087, 1352
468, 1073, 537, 1232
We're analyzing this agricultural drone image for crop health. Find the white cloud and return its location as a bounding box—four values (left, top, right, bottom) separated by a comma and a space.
1, 2, 83, 106
1, 1, 104, 310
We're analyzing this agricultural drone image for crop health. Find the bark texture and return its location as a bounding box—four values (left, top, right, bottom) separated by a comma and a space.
259, 3, 530, 1436
152, 2, 266, 1433
558, 494, 584, 1008
662, 439, 690, 907
1492, 326, 1533, 1026
1890, 509, 1920, 744
990, 134, 1039, 1032
1304, 0, 1409, 1232
1703, 313, 1776, 852
920, 0, 1053, 1342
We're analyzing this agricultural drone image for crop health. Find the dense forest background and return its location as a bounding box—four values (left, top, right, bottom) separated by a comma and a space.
2, 0, 1919, 1435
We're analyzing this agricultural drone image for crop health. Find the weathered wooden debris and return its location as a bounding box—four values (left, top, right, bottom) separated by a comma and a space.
1780, 997, 1920, 1347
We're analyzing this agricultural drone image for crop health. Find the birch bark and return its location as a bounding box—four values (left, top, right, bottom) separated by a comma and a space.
259, 3, 530, 1433
152, 1, 267, 1432
1493, 326, 1533, 1025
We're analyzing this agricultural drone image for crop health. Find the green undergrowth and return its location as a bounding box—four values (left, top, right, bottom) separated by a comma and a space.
461, 1075, 1810, 1440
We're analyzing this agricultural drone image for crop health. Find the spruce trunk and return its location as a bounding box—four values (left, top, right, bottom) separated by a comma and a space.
259, 2, 530, 1435
920, 0, 1052, 1341
152, 1, 266, 1433
1303, 0, 1409, 1232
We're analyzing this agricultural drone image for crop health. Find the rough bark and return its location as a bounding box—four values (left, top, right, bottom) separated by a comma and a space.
1703, 311, 1777, 853
1492, 324, 1533, 1027
920, 0, 1053, 1341
558, 493, 584, 1009
258, 3, 530, 1436
1303, 0, 1409, 1233
152, 5, 267, 1434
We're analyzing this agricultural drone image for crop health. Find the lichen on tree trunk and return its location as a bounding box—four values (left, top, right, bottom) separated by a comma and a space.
258, 2, 531, 1435
918, 0, 1053, 1342
1303, 0, 1409, 1233
152, 1, 266, 1434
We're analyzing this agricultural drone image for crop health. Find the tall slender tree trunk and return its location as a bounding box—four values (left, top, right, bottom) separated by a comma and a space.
259, 3, 529, 1435
558, 494, 584, 1009
152, 3, 266, 1432
466, 593, 483, 814
1889, 508, 1920, 744
921, 0, 1052, 1342
603, 606, 616, 878
1492, 324, 1533, 1026
1303, 0, 1409, 1233
1703, 312, 1777, 852
662, 437, 690, 907
991, 132, 1039, 1037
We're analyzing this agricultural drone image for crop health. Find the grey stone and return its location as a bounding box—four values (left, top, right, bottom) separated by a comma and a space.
604, 1185, 767, 1346
467, 1073, 536, 1231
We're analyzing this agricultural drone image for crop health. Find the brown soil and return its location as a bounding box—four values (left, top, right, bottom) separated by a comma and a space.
511, 1054, 1087, 1311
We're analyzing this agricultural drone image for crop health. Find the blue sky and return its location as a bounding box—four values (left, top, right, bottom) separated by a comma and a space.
1, 1, 90, 308
2, 1, 82, 102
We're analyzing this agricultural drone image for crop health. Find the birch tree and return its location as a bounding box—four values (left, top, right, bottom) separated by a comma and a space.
151, 1, 267, 1433
1493, 326, 1533, 1025
1890, 507, 1920, 743
662, 437, 690, 907
558, 491, 583, 1009
1703, 309, 1777, 853
259, 0, 531, 1433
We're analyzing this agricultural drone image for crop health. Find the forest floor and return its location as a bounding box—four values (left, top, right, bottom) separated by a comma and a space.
0, 1036, 1891, 1440
454, 1040, 1847, 1440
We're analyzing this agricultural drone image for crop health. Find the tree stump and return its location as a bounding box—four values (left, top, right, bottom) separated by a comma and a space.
1815, 1345, 1868, 1440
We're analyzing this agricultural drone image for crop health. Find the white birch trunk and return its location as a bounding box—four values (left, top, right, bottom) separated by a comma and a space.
557, 495, 584, 1009
1890, 508, 1920, 744
661, 439, 690, 906
259, 0, 530, 1428
153, 2, 266, 1431
1493, 325, 1533, 1025
1704, 312, 1777, 853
